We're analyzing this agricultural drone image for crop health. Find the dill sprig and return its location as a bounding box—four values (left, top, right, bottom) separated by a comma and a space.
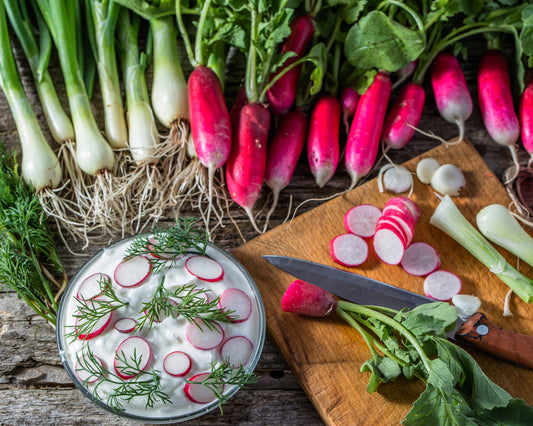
76, 346, 171, 413
125, 218, 209, 274
136, 278, 238, 332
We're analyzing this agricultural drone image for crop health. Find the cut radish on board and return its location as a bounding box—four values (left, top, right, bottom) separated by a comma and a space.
114, 336, 152, 380
76, 299, 113, 340
114, 255, 152, 287
186, 318, 225, 349
218, 288, 252, 322
343, 204, 382, 238
77, 273, 111, 301
329, 233, 369, 267
386, 196, 420, 222
75, 354, 103, 384
185, 255, 224, 282
401, 242, 440, 276
375, 220, 409, 248
184, 372, 224, 404
163, 351, 192, 377
373, 228, 406, 265
381, 165, 413, 194
220, 336, 253, 367
113, 317, 137, 334
424, 270, 462, 301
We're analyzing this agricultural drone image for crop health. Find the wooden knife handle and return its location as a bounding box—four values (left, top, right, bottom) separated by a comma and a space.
455, 312, 533, 370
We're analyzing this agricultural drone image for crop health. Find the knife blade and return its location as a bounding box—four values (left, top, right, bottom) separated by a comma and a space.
263, 255, 533, 370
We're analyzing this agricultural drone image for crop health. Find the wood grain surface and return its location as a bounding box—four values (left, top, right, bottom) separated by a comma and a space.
232, 140, 533, 425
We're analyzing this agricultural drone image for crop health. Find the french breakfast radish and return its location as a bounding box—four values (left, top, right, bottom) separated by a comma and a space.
345, 72, 391, 189
307, 94, 341, 188
519, 81, 533, 166
340, 87, 360, 134
478, 50, 520, 171
400, 242, 440, 276
218, 288, 252, 323
77, 273, 111, 301
184, 372, 223, 404
431, 52, 472, 143
329, 233, 368, 267
281, 279, 337, 317
343, 204, 382, 238
114, 336, 152, 379
185, 255, 224, 282
423, 270, 462, 301
76, 300, 113, 340
266, 14, 315, 115
226, 102, 271, 233
163, 351, 192, 377
220, 336, 253, 367
186, 318, 225, 350
114, 255, 152, 288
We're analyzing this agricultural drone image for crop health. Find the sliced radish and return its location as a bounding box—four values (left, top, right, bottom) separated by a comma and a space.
163, 351, 192, 377
218, 288, 252, 322
373, 228, 406, 265
114, 336, 152, 380
400, 242, 440, 276
220, 336, 253, 367
424, 270, 462, 301
184, 372, 224, 404
77, 273, 111, 301
380, 213, 414, 246
452, 294, 481, 320
185, 255, 224, 282
147, 237, 185, 260
186, 318, 225, 349
343, 204, 382, 238
114, 255, 152, 288
75, 354, 103, 384
375, 219, 409, 247
113, 317, 137, 334
76, 300, 113, 340
386, 196, 420, 222
382, 165, 413, 193
329, 233, 369, 267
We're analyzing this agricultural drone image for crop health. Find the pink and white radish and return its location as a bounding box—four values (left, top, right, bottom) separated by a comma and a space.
184, 372, 224, 404
75, 354, 104, 384
146, 237, 184, 260
392, 60, 417, 90
186, 318, 225, 350
345, 72, 391, 189
114, 255, 151, 288
220, 336, 253, 367
113, 317, 137, 334
76, 299, 113, 340
519, 81, 533, 167
281, 279, 337, 317
163, 351, 192, 377
343, 204, 382, 238
376, 216, 412, 247
431, 52, 472, 143
423, 270, 462, 301
329, 233, 368, 267
340, 87, 360, 134
185, 255, 224, 282
373, 228, 406, 265
114, 336, 153, 380
77, 273, 111, 301
400, 242, 440, 276
478, 50, 520, 173
385, 196, 420, 222
229, 86, 248, 135
218, 288, 252, 323
307, 94, 341, 188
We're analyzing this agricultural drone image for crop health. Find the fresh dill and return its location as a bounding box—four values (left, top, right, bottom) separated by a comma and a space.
125, 218, 209, 274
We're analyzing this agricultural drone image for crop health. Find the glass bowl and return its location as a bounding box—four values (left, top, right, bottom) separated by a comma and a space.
56, 235, 266, 423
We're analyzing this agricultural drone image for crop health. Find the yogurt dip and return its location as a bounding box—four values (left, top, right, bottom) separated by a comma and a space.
57, 235, 265, 423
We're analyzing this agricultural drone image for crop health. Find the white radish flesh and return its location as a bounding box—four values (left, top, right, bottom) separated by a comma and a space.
218, 288, 252, 323
163, 351, 192, 377
114, 255, 152, 288
76, 300, 113, 340
186, 318, 225, 350
416, 158, 441, 184
382, 166, 413, 193
77, 273, 110, 301
114, 336, 153, 379
329, 233, 369, 267
400, 242, 440, 276
430, 164, 465, 196
375, 220, 409, 248
344, 204, 382, 238
373, 228, 406, 265
220, 336, 253, 367
385, 197, 420, 222
185, 255, 224, 282
452, 294, 481, 320
184, 372, 224, 404
113, 317, 137, 334
424, 270, 462, 301
381, 209, 416, 241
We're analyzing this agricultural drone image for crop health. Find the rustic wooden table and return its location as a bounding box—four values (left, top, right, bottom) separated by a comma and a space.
0, 39, 527, 425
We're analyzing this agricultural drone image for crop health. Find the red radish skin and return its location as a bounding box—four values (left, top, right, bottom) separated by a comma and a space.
374, 220, 409, 248
281, 279, 337, 317
431, 52, 472, 142
113, 317, 137, 334
114, 255, 152, 288
186, 318, 225, 350
220, 336, 253, 367
114, 336, 152, 380
76, 301, 113, 340
424, 270, 462, 301
520, 82, 533, 166
340, 87, 360, 134
377, 216, 413, 247
307, 95, 341, 188
329, 233, 368, 267
385, 196, 420, 222
218, 288, 252, 323
184, 372, 224, 404
400, 242, 441, 276
345, 72, 391, 189
229, 86, 248, 135
185, 255, 224, 282
393, 60, 417, 89
266, 14, 315, 115
343, 204, 382, 238
163, 351, 192, 377
77, 273, 111, 301
264, 109, 308, 229
382, 83, 425, 150
226, 102, 271, 233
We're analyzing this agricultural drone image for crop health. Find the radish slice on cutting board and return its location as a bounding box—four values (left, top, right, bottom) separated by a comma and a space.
185, 255, 224, 282
77, 273, 111, 301
184, 372, 224, 404
163, 351, 192, 377
114, 255, 152, 287
329, 233, 369, 267
220, 336, 253, 367
401, 242, 440, 276
344, 204, 382, 238
186, 318, 225, 349
114, 336, 152, 379
373, 228, 406, 265
424, 270, 462, 301
218, 288, 252, 322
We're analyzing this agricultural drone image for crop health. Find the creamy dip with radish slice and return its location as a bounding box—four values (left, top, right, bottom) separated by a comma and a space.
57, 235, 265, 422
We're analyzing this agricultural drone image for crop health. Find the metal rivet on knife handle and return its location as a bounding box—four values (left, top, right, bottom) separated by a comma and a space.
455, 313, 533, 370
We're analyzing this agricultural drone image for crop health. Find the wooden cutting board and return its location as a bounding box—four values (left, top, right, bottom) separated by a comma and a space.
232, 140, 533, 425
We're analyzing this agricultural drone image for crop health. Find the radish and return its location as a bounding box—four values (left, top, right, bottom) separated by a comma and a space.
230, 86, 248, 135
345, 72, 391, 189
226, 102, 271, 233
385, 196, 421, 222
378, 165, 413, 194
478, 50, 520, 173
329, 233, 368, 267
184, 372, 224, 404
114, 255, 151, 288
220, 336, 253, 367
77, 273, 111, 301
375, 220, 409, 248
114, 336, 152, 379
146, 237, 184, 260
519, 81, 533, 166
185, 255, 224, 282
75, 354, 103, 384
281, 279, 337, 317
218, 288, 252, 323
431, 52, 472, 143
307, 95, 341, 188
266, 14, 315, 115
186, 318, 225, 350
113, 317, 137, 334
340, 87, 360, 134
382, 83, 425, 150
423, 270, 462, 301
76, 301, 113, 340
343, 204, 382, 238
392, 60, 417, 90
264, 108, 308, 229
163, 351, 192, 377
416, 157, 440, 184
400, 242, 440, 276
430, 164, 465, 196
373, 228, 406, 265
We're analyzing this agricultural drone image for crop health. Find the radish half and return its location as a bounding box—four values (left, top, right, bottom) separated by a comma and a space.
184, 372, 224, 404
163, 351, 192, 377
400, 242, 440, 276
114, 336, 153, 379
343, 204, 382, 238
186, 318, 225, 350
329, 233, 368, 267
218, 288, 252, 322
220, 336, 253, 367
423, 270, 462, 301
185, 255, 224, 282
114, 255, 152, 288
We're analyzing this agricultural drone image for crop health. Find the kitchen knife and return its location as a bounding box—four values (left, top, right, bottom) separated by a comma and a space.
263, 255, 533, 370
